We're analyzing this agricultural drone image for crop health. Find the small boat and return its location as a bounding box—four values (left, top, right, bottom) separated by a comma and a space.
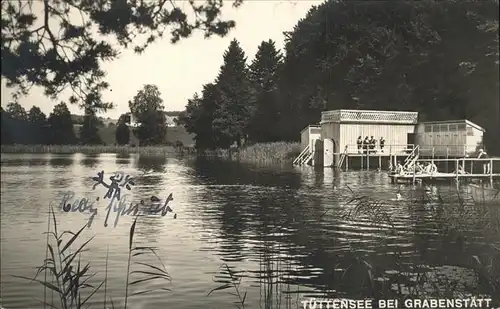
469, 183, 500, 204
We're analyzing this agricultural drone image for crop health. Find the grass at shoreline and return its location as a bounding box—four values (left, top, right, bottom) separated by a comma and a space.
0, 142, 301, 165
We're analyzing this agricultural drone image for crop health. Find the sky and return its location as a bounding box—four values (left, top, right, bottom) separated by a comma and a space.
1, 0, 323, 120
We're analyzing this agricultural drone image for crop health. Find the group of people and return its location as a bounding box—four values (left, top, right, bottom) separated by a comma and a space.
356, 136, 385, 154
390, 161, 439, 175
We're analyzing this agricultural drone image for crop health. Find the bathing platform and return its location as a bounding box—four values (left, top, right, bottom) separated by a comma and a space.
389, 157, 500, 184
390, 172, 500, 184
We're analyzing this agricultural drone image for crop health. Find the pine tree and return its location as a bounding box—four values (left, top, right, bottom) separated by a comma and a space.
212, 39, 254, 148
248, 39, 283, 143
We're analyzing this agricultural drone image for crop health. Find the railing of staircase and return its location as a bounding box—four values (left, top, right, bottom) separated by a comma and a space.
337, 146, 348, 170
293, 145, 310, 165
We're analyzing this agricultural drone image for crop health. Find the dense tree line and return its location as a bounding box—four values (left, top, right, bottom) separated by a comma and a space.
2, 0, 242, 114
1, 84, 170, 146
2, 102, 87, 145
180, 0, 500, 154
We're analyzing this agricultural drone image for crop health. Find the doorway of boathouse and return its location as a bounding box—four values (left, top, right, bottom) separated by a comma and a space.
323, 138, 338, 167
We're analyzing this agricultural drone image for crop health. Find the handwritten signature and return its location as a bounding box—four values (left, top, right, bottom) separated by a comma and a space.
92, 170, 135, 201
60, 191, 174, 228
58, 171, 175, 228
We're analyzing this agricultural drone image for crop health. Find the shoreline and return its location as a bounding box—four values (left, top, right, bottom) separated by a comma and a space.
0, 142, 301, 165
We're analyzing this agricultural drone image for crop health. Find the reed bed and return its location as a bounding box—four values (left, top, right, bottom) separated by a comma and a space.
13, 206, 171, 309
0, 144, 196, 155
1, 142, 300, 165
204, 142, 301, 165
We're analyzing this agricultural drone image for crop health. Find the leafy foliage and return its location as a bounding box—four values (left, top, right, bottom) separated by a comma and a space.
79, 107, 104, 145
115, 114, 131, 145
48, 102, 77, 145
1, 0, 243, 111
180, 85, 219, 150
181, 0, 500, 154
129, 84, 167, 146
5, 102, 28, 120
28, 106, 47, 124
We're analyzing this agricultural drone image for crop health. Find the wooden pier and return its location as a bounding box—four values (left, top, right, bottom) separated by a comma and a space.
389, 158, 500, 185
335, 144, 493, 172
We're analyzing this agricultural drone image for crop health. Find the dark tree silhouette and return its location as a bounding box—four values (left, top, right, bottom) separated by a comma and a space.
5, 102, 28, 121
79, 107, 103, 145
115, 114, 131, 145
27, 106, 47, 124
247, 39, 283, 143
212, 39, 254, 148
48, 102, 77, 144
1, 0, 244, 111
129, 84, 167, 145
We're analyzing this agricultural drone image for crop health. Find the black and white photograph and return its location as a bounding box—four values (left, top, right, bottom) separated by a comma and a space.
1, 0, 499, 308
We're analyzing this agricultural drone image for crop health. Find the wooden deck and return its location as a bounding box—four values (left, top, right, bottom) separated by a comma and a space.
389, 158, 500, 184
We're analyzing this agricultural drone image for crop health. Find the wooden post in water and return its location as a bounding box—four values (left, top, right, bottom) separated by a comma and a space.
455, 158, 459, 184
490, 158, 493, 186
367, 152, 370, 171
378, 155, 382, 170
345, 155, 349, 171
445, 146, 450, 173
361, 154, 364, 170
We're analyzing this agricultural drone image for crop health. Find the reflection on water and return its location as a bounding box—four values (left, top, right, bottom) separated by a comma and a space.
49, 153, 75, 167
137, 155, 167, 173
81, 153, 100, 168
0, 153, 499, 309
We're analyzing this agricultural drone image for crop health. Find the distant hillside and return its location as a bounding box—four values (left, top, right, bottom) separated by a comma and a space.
165, 111, 182, 117
74, 123, 194, 146
70, 111, 182, 125
71, 114, 107, 126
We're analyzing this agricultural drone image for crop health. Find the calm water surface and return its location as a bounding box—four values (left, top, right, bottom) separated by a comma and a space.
1, 153, 499, 309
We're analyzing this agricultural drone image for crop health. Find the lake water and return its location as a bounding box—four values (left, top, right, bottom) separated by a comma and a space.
1, 153, 499, 309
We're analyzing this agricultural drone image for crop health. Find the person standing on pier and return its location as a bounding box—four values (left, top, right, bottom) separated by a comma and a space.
369, 136, 376, 153
380, 137, 385, 152
357, 136, 363, 153
477, 149, 491, 174
363, 136, 370, 154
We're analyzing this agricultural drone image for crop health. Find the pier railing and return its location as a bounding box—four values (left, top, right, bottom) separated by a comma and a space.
342, 144, 480, 158
401, 157, 500, 184
343, 144, 415, 155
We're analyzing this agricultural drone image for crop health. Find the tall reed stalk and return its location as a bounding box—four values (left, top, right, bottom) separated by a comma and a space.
14, 207, 171, 308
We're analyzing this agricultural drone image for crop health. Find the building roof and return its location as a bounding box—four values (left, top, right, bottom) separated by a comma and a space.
300, 125, 321, 135
321, 109, 418, 125
419, 119, 485, 132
